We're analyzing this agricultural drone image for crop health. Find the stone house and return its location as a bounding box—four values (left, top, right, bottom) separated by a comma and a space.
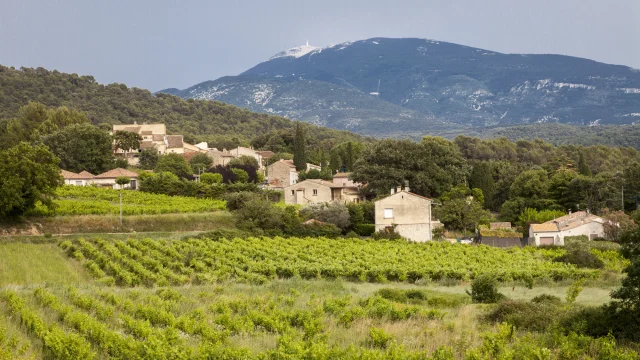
374, 188, 441, 242
93, 168, 140, 190
268, 159, 298, 188
529, 211, 605, 246
208, 148, 236, 167
60, 170, 94, 186
332, 172, 359, 187
284, 179, 361, 205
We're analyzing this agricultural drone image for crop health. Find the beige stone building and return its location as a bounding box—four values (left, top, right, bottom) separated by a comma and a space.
375, 189, 440, 242
93, 168, 140, 190
60, 170, 94, 186
529, 211, 605, 246
267, 159, 298, 187
284, 179, 361, 205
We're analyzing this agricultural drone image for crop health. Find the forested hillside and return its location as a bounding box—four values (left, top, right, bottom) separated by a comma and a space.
0, 65, 366, 150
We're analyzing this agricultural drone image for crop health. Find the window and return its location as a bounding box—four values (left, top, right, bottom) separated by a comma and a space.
75, 181, 82, 186
291, 190, 295, 195
384, 208, 393, 219
313, 189, 318, 196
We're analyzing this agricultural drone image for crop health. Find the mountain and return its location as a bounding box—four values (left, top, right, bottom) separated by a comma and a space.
0, 65, 366, 149
160, 37, 640, 136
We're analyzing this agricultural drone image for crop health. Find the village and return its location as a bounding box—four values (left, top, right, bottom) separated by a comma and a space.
55, 122, 612, 247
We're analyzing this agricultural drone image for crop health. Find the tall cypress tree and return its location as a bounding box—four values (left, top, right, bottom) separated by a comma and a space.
293, 122, 307, 171
469, 161, 496, 209
578, 152, 592, 176
345, 142, 354, 171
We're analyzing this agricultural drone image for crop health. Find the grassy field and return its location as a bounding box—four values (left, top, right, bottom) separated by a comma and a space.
0, 212, 235, 236
0, 235, 636, 359
0, 243, 90, 286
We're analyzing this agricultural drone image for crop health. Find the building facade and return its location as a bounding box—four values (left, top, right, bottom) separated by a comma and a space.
284, 179, 361, 205
529, 211, 605, 246
374, 189, 439, 242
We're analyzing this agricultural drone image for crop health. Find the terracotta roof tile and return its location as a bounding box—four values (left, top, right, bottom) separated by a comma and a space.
78, 171, 94, 178
141, 130, 153, 135
123, 126, 141, 133
530, 223, 559, 232
140, 141, 156, 149
257, 150, 275, 158
152, 134, 165, 141
94, 168, 139, 179
166, 135, 183, 148
333, 172, 352, 178
60, 170, 82, 179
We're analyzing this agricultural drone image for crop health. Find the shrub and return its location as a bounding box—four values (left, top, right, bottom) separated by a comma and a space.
200, 173, 222, 185
355, 224, 375, 236
192, 229, 250, 241
554, 249, 604, 269
224, 191, 257, 211
231, 168, 249, 183
486, 299, 561, 332
531, 294, 562, 305
566, 278, 585, 303
367, 327, 394, 349
300, 203, 351, 231
372, 226, 403, 240
466, 274, 505, 304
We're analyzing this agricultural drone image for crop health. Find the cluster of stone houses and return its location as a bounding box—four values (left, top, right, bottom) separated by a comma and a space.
60, 168, 140, 189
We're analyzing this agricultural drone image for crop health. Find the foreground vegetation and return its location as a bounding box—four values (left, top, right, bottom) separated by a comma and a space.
26, 186, 226, 216
0, 233, 637, 359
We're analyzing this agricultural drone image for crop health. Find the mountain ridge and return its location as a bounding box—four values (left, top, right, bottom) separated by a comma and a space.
160, 37, 640, 136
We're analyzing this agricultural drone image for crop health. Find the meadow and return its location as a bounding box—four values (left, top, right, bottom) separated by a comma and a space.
0, 235, 637, 359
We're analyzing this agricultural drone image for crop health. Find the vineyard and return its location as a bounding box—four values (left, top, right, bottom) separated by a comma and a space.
2, 282, 637, 359
0, 235, 636, 359
26, 186, 226, 216
58, 236, 628, 287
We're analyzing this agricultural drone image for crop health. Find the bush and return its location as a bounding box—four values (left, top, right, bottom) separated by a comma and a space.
531, 294, 562, 305
300, 203, 351, 231
554, 249, 605, 269
224, 191, 257, 211
466, 274, 505, 304
191, 229, 250, 241
367, 327, 394, 349
486, 299, 562, 332
355, 224, 375, 236
372, 226, 403, 240
231, 168, 249, 183
200, 172, 222, 185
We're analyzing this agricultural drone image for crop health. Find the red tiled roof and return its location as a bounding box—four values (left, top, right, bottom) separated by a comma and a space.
140, 141, 156, 149
60, 170, 82, 179
152, 134, 165, 141
257, 150, 275, 158
141, 130, 153, 135
333, 172, 352, 178
166, 135, 183, 148
78, 171, 94, 178
94, 168, 139, 179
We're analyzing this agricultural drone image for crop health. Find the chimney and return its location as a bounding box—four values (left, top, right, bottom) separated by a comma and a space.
396, 186, 402, 193
404, 180, 410, 193
390, 187, 395, 195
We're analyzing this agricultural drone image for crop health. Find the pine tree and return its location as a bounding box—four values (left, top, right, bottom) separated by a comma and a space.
293, 122, 307, 171
578, 152, 592, 176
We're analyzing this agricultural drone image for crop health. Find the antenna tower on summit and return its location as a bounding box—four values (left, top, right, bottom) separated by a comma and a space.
370, 79, 381, 96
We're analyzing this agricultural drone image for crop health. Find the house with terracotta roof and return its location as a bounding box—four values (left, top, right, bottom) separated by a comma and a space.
93, 168, 140, 190
60, 170, 94, 186
374, 187, 441, 242
284, 179, 361, 205
529, 211, 605, 246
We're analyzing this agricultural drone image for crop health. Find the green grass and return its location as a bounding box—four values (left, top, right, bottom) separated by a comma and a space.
26, 185, 226, 216
0, 243, 90, 286
1, 211, 235, 235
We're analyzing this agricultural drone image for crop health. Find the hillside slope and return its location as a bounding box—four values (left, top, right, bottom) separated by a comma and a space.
0, 65, 366, 148
162, 37, 640, 136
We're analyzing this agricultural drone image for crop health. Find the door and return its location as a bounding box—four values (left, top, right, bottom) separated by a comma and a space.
539, 237, 555, 246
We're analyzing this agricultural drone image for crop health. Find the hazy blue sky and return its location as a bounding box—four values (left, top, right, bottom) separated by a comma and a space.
2, 0, 638, 91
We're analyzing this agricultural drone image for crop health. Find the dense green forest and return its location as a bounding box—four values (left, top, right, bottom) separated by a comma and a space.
0, 65, 366, 150
472, 123, 640, 150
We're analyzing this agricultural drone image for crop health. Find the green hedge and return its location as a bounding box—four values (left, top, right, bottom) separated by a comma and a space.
355, 224, 376, 236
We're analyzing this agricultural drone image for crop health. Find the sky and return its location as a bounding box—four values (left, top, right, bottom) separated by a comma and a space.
2, 0, 639, 92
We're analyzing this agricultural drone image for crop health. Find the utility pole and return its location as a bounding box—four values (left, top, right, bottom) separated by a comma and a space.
119, 191, 123, 226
